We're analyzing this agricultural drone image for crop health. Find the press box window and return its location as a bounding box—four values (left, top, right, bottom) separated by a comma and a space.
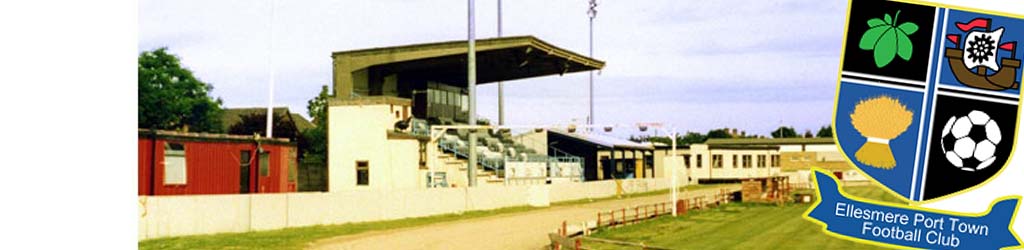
163, 142, 187, 185
356, 161, 369, 186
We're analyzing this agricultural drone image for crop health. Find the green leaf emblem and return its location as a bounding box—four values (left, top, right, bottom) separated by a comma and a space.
858, 10, 917, 68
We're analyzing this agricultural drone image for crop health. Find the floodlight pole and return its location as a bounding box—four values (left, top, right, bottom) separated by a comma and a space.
467, 0, 478, 187
265, 0, 276, 138
587, 0, 597, 131
671, 129, 678, 217
497, 0, 504, 126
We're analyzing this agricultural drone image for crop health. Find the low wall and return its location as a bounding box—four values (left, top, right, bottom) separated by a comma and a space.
139, 178, 678, 240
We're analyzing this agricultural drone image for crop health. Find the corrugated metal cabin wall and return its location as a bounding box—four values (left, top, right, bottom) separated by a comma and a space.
182, 141, 251, 195
138, 133, 298, 196
148, 138, 261, 195
138, 138, 154, 195
257, 143, 292, 193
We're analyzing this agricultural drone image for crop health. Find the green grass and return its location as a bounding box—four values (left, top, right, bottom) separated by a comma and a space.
584, 185, 903, 250
140, 184, 734, 250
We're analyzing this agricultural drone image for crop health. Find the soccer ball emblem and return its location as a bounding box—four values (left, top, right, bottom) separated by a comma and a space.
940, 110, 1001, 171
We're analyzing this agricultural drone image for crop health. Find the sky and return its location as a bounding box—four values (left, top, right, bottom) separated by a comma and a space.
139, 0, 849, 137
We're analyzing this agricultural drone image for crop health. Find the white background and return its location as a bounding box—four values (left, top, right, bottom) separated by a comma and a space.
0, 0, 1020, 248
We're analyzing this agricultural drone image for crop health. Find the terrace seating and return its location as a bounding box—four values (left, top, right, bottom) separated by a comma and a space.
439, 129, 546, 171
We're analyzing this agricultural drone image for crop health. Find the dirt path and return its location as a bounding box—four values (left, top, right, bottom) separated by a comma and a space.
309, 186, 738, 250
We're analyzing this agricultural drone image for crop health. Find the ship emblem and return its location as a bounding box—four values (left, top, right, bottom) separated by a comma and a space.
944, 18, 1021, 90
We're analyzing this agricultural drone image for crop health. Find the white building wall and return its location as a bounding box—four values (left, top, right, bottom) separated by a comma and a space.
328, 103, 419, 191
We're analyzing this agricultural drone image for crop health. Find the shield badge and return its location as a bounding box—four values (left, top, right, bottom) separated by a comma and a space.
834, 0, 1024, 202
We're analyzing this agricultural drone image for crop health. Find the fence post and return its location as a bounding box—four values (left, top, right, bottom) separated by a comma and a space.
575, 238, 582, 250
597, 212, 602, 228
562, 220, 567, 236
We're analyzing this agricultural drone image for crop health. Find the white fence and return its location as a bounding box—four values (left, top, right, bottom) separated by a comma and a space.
139, 178, 672, 240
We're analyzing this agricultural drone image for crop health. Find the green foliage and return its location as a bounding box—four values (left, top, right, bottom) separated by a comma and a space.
300, 86, 329, 191
229, 112, 300, 140
858, 10, 918, 68
771, 126, 799, 138
306, 85, 329, 128
706, 128, 733, 139
138, 48, 224, 132
816, 125, 833, 138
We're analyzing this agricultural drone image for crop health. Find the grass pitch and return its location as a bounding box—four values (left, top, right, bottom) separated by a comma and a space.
584, 185, 902, 249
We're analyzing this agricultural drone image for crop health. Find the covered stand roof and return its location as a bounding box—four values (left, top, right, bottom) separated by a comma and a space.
549, 130, 655, 150
332, 36, 605, 97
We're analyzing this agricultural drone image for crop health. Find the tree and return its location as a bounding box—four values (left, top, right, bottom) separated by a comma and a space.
771, 126, 799, 138
228, 112, 300, 141
299, 86, 330, 191
816, 125, 833, 138
302, 85, 329, 164
706, 128, 732, 139
803, 130, 814, 138
139, 48, 223, 132
679, 132, 708, 144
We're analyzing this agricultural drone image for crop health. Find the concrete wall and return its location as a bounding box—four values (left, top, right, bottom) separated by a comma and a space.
139, 178, 684, 240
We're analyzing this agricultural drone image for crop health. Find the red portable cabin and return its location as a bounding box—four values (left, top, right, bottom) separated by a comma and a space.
138, 129, 298, 195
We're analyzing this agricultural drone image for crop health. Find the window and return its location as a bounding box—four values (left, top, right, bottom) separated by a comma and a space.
771, 155, 780, 168
742, 155, 752, 168
356, 161, 369, 186
757, 155, 767, 168
712, 154, 723, 168
696, 155, 703, 168
240, 150, 252, 193
164, 142, 187, 185
683, 154, 691, 168
460, 95, 469, 112
259, 151, 270, 176
732, 155, 739, 168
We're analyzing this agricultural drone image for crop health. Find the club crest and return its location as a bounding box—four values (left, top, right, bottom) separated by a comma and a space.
834, 0, 1024, 202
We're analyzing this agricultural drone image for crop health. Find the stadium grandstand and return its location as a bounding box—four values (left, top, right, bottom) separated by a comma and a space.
325, 36, 606, 191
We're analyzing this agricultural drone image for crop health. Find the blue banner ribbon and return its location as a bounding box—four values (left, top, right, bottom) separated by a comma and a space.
804, 170, 1022, 249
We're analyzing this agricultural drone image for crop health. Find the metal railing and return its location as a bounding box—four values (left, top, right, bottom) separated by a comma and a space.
438, 140, 503, 171
437, 135, 585, 183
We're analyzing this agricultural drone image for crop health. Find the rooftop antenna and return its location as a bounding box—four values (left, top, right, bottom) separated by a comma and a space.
265, 0, 276, 138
